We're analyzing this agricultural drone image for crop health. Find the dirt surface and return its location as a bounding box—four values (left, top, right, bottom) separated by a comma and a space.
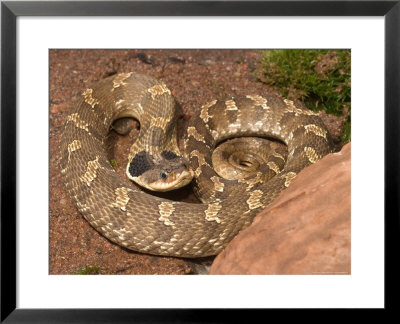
49, 49, 345, 275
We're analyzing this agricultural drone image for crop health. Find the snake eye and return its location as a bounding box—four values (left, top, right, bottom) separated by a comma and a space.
160, 171, 168, 180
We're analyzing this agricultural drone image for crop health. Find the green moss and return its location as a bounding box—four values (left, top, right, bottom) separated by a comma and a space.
341, 117, 351, 143
260, 49, 351, 142
110, 159, 118, 167
75, 265, 100, 275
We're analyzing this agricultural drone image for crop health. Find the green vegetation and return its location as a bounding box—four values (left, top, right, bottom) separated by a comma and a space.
110, 159, 118, 167
261, 49, 351, 142
75, 265, 100, 275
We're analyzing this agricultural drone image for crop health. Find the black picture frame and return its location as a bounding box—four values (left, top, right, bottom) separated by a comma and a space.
1, 0, 399, 322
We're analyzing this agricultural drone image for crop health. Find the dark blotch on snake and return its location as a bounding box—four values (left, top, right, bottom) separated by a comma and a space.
161, 151, 179, 160
128, 151, 155, 177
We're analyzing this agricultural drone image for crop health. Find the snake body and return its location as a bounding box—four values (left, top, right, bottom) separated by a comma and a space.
59, 72, 333, 257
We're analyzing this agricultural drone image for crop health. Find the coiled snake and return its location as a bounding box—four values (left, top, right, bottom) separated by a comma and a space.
59, 72, 333, 257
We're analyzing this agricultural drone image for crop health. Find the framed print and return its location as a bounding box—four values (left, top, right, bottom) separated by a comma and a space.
1, 0, 399, 322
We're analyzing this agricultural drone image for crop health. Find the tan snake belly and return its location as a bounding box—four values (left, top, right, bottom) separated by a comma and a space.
59, 72, 333, 258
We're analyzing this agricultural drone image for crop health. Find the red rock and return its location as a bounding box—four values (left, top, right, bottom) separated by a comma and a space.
210, 143, 351, 275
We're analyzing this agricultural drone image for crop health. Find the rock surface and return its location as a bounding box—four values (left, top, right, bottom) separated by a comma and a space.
210, 143, 351, 275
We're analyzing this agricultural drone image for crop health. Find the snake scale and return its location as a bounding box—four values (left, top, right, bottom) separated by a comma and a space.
59, 72, 333, 258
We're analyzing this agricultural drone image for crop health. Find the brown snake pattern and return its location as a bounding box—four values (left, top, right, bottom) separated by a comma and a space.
59, 72, 333, 257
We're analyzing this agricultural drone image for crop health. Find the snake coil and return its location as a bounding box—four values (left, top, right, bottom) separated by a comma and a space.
59, 72, 333, 257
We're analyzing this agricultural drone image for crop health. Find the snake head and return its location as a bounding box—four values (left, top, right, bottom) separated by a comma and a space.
127, 151, 194, 192
147, 165, 194, 191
